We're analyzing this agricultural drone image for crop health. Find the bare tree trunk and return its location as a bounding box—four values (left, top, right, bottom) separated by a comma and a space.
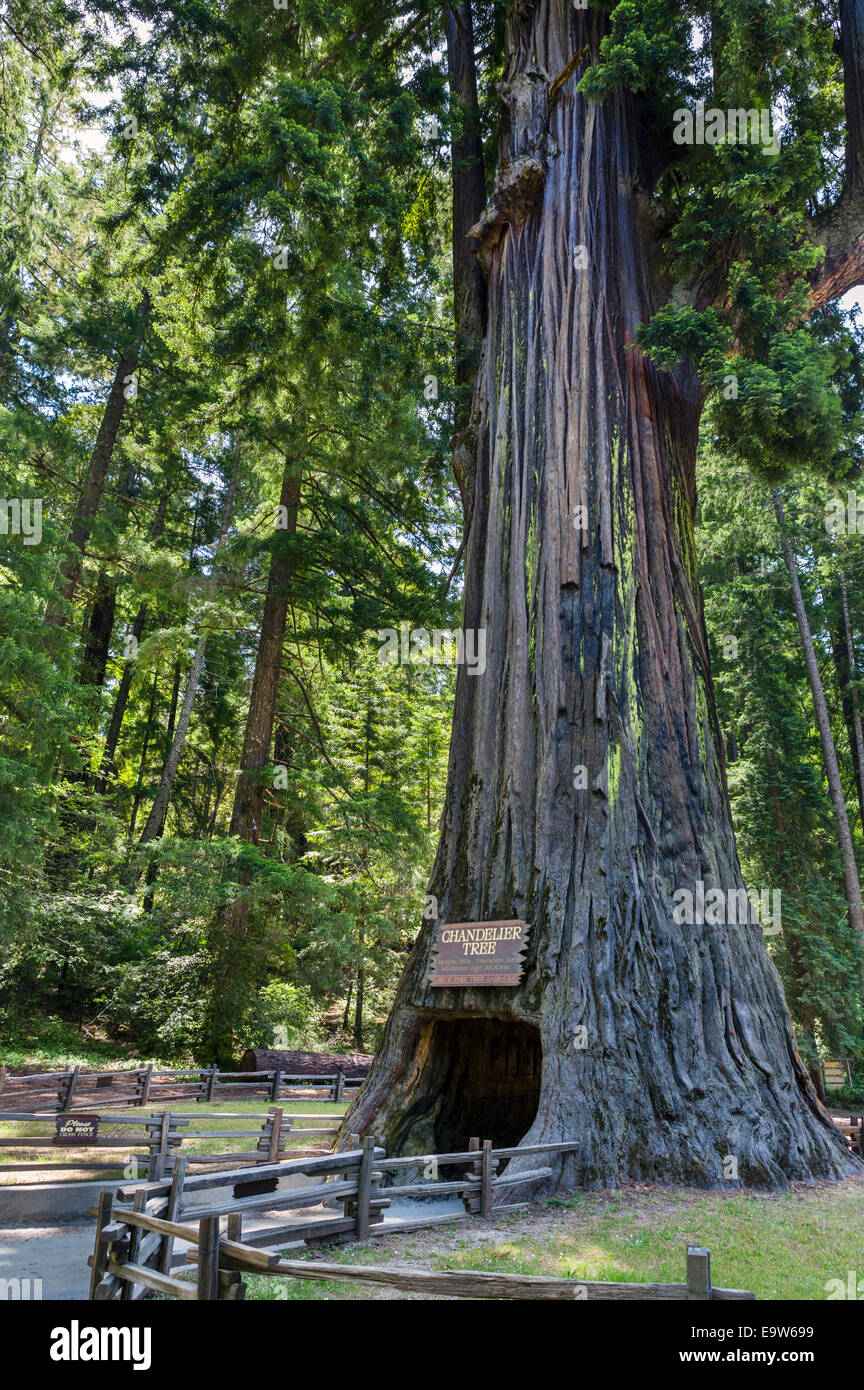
128, 672, 159, 839
343, 3, 854, 1188
773, 491, 864, 945
229, 461, 302, 844
354, 957, 365, 1051
137, 471, 237, 849
94, 495, 169, 792
839, 569, 864, 828
44, 296, 149, 628
79, 569, 118, 689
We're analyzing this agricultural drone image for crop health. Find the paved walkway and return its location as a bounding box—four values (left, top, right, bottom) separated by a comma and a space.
0, 1197, 465, 1301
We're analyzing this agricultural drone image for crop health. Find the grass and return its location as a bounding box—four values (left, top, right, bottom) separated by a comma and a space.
242, 1179, 864, 1301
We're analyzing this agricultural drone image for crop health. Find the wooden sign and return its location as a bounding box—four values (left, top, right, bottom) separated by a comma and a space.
429, 920, 530, 987
54, 1114, 99, 1145
822, 1059, 852, 1088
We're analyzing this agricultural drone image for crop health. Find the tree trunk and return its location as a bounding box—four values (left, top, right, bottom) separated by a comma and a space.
44, 297, 149, 628
343, 4, 855, 1188
773, 492, 864, 946
354, 959, 365, 1051
229, 461, 302, 844
136, 638, 207, 847
137, 472, 237, 849
94, 494, 168, 792
203, 460, 302, 1063
79, 569, 118, 688
95, 602, 148, 793
128, 671, 159, 839
447, 1, 487, 521
831, 569, 864, 830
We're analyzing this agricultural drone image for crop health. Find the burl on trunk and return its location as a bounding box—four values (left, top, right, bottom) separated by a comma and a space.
345, 3, 857, 1189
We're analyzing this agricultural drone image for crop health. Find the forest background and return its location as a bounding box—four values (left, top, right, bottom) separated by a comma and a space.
1, 0, 862, 1104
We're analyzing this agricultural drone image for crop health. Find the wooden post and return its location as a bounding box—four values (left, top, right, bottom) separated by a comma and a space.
88, 1189, 115, 1299
139, 1062, 153, 1107
343, 1133, 361, 1217
270, 1067, 283, 1103
205, 1064, 218, 1103
0, 1065, 6, 1100
268, 1106, 284, 1163
480, 1139, 493, 1218
334, 1071, 345, 1103
197, 1216, 222, 1301
60, 1063, 80, 1113
121, 1189, 148, 1300
355, 1134, 375, 1240
686, 1245, 711, 1300
148, 1111, 172, 1181
227, 1212, 243, 1242
160, 1154, 187, 1274
461, 1137, 481, 1214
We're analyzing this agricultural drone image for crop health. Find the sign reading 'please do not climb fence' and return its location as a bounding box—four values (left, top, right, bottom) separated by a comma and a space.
428, 920, 531, 987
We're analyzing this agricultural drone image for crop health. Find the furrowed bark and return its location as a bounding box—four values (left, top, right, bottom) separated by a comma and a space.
447, 1, 487, 521
344, 2, 857, 1189
809, 0, 864, 306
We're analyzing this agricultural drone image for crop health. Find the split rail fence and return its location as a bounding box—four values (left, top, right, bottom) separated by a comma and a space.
0, 1064, 362, 1113
0, 1105, 340, 1180
87, 1137, 755, 1302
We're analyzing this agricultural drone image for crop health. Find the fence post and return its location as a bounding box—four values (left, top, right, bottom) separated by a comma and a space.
147, 1111, 172, 1181
60, 1064, 80, 1113
139, 1062, 153, 1107
462, 1137, 481, 1214
205, 1064, 218, 1103
88, 1189, 115, 1299
158, 1154, 187, 1274
270, 1068, 282, 1103
686, 1245, 712, 1300
334, 1071, 345, 1103
121, 1189, 148, 1300
354, 1134, 376, 1240
227, 1212, 243, 1243
197, 1216, 222, 1301
268, 1106, 284, 1162
480, 1140, 494, 1218
0, 1065, 6, 1100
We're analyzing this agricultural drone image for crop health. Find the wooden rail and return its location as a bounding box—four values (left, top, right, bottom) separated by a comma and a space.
0, 1063, 363, 1112
90, 1190, 755, 1302
0, 1105, 340, 1179
87, 1134, 591, 1298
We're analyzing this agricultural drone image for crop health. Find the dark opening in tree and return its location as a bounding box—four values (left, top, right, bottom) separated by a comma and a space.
393, 1017, 542, 1156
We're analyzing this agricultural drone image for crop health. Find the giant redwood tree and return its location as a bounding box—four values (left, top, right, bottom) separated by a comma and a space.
345, 0, 864, 1187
